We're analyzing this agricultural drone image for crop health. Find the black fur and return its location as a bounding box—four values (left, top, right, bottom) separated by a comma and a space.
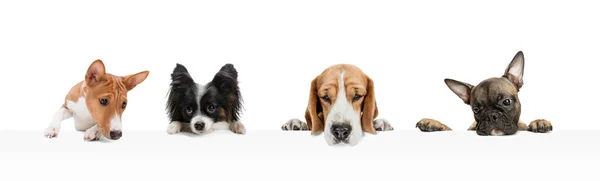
166, 63, 243, 133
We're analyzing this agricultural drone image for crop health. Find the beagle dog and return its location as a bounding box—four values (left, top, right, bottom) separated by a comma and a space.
281, 64, 393, 146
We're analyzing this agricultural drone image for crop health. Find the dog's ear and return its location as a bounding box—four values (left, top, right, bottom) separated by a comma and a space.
123, 71, 149, 91
212, 64, 239, 93
444, 78, 474, 105
85, 59, 106, 86
212, 64, 243, 122
503, 51, 525, 90
361, 76, 377, 135
170, 64, 195, 88
306, 75, 324, 135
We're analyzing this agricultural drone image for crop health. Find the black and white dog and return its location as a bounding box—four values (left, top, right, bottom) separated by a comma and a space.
166, 63, 245, 135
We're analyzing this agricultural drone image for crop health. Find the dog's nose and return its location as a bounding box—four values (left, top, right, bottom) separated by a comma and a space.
331, 124, 352, 141
194, 122, 205, 131
110, 131, 122, 140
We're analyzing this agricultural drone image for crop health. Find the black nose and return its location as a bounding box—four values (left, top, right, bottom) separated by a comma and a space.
194, 122, 205, 131
331, 124, 352, 141
110, 131, 122, 140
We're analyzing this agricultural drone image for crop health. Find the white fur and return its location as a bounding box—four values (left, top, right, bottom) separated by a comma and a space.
44, 107, 73, 138
167, 121, 182, 134
110, 114, 122, 131
324, 71, 362, 146
67, 97, 95, 131
84, 125, 101, 141
190, 115, 215, 134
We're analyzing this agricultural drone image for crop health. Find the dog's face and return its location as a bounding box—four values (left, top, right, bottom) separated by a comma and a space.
84, 60, 149, 140
445, 51, 525, 136
307, 64, 378, 146
166, 63, 242, 134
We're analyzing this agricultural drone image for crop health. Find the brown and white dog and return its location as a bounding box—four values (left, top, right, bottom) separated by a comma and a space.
281, 64, 393, 146
44, 59, 149, 141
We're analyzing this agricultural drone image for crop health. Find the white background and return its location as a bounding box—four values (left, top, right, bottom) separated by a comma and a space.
1, 0, 599, 180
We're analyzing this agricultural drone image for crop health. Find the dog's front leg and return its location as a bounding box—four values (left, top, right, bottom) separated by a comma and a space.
229, 121, 246, 134
44, 107, 73, 138
84, 125, 101, 141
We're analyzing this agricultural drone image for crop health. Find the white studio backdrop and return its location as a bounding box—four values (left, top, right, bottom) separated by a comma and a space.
0, 0, 598, 132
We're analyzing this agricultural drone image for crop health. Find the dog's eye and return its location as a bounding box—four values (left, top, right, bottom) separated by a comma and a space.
321, 96, 331, 103
472, 107, 480, 114
503, 99, 512, 106
207, 105, 216, 113
121, 102, 127, 109
99, 98, 108, 106
185, 106, 193, 115
352, 94, 363, 102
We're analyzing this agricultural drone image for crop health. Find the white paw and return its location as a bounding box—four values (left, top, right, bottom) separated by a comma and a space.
84, 128, 101, 141
167, 122, 182, 135
230, 122, 246, 134
44, 127, 59, 138
374, 119, 394, 131
281, 118, 309, 131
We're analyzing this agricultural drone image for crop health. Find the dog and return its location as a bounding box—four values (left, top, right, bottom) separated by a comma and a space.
416, 51, 552, 135
165, 63, 245, 135
281, 64, 393, 146
44, 59, 149, 141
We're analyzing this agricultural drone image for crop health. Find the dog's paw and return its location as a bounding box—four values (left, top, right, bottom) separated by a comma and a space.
44, 127, 59, 138
230, 122, 246, 135
528, 119, 553, 133
281, 118, 309, 131
416, 118, 452, 132
373, 119, 394, 131
167, 121, 182, 135
84, 127, 101, 141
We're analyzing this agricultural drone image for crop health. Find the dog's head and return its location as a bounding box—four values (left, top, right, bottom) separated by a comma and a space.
166, 63, 242, 134
306, 64, 378, 146
84, 60, 149, 140
445, 51, 525, 136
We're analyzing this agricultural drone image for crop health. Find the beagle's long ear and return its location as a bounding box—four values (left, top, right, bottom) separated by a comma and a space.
361, 76, 377, 135
306, 75, 324, 135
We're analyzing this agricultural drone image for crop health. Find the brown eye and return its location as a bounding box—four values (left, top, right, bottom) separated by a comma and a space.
472, 107, 480, 114
321, 96, 331, 103
352, 94, 363, 102
122, 102, 127, 109
207, 105, 216, 113
503, 99, 512, 106
99, 98, 108, 106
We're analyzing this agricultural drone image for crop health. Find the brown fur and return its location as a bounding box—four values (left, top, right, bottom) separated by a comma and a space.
64, 60, 149, 138
305, 64, 378, 135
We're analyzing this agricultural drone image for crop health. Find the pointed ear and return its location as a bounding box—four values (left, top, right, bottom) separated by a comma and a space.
361, 76, 377, 135
123, 71, 149, 91
85, 59, 106, 85
170, 64, 195, 88
444, 78, 474, 105
306, 75, 324, 135
212, 64, 239, 93
503, 51, 525, 90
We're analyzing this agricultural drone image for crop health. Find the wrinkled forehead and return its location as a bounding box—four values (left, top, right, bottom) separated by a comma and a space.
91, 74, 129, 97
472, 78, 517, 103
318, 65, 367, 91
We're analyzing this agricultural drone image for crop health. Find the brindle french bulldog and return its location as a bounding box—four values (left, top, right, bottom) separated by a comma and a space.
416, 51, 552, 136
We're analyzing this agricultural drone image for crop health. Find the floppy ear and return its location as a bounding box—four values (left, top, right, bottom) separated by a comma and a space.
503, 51, 525, 90
444, 78, 474, 105
306, 75, 324, 135
85, 59, 106, 86
123, 70, 149, 91
361, 76, 377, 135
